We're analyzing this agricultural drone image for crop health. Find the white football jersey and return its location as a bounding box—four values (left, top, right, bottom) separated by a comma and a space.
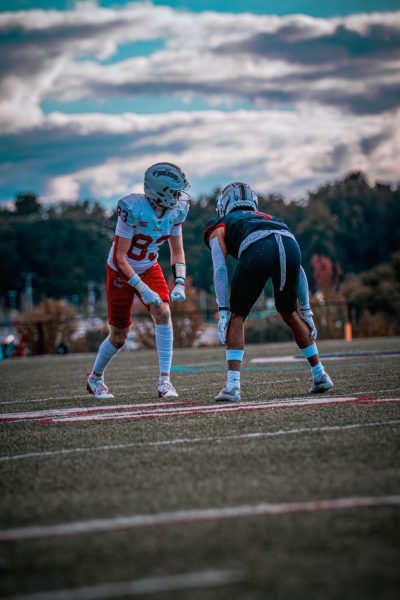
107, 193, 189, 274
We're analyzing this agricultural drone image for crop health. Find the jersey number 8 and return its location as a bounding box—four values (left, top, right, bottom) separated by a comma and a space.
127, 234, 170, 261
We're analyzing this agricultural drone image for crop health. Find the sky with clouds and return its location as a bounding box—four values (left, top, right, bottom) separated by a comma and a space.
1, 0, 399, 206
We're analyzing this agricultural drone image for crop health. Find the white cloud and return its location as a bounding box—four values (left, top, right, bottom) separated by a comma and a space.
45, 174, 81, 203
8, 107, 397, 203
0, 2, 399, 202
1, 2, 400, 131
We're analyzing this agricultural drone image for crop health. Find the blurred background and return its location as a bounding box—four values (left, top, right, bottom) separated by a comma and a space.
1, 1, 399, 358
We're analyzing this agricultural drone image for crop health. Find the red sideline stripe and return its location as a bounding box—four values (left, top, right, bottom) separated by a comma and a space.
35, 397, 400, 425
0, 401, 196, 423
1, 495, 399, 542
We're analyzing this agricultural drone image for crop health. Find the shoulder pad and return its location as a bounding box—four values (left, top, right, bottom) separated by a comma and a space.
117, 194, 143, 227
204, 216, 220, 231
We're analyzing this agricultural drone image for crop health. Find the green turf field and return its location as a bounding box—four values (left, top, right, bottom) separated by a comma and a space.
1, 337, 400, 599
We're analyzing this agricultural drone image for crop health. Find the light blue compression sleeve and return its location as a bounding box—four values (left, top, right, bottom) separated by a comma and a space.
298, 266, 311, 309
210, 237, 229, 309
155, 323, 173, 375
92, 337, 120, 375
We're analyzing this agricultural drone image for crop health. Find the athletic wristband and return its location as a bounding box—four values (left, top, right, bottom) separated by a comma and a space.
172, 262, 186, 281
128, 274, 146, 293
128, 274, 140, 287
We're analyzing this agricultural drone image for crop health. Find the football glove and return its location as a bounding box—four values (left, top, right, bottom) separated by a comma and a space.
217, 309, 230, 345
170, 278, 186, 302
128, 274, 163, 306
299, 306, 317, 340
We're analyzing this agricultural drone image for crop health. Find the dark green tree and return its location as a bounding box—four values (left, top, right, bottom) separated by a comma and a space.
1, 173, 399, 309
15, 193, 42, 217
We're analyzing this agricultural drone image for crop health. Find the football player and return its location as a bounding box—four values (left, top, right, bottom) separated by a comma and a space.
204, 182, 333, 402
87, 162, 190, 400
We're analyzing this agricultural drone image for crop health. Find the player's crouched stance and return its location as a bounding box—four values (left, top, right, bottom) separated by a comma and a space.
87, 162, 190, 400
204, 182, 333, 403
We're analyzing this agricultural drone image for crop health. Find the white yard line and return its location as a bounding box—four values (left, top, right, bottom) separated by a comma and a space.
251, 356, 301, 363
0, 396, 89, 406
251, 352, 400, 363
0, 387, 156, 406
2, 396, 400, 425
1, 419, 399, 463
1, 496, 399, 542
0, 401, 193, 422
7, 569, 243, 600
1, 383, 398, 408
340, 387, 400, 394
0, 379, 302, 407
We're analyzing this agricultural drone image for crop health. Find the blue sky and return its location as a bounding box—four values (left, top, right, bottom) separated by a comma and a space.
5, 1, 400, 16
0, 1, 399, 206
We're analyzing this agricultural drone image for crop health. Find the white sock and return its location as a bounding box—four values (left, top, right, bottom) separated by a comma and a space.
91, 337, 120, 377
155, 322, 173, 377
227, 370, 240, 390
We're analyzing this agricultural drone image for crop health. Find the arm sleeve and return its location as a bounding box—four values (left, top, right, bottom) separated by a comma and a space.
210, 237, 229, 309
298, 266, 311, 309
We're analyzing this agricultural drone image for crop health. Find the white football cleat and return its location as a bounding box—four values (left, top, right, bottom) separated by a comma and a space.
157, 381, 179, 399
309, 373, 333, 394
87, 374, 114, 400
214, 386, 241, 403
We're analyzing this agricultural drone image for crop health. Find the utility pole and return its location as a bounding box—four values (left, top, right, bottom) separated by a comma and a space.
23, 273, 34, 311
199, 289, 207, 320
87, 281, 96, 316
8, 290, 17, 313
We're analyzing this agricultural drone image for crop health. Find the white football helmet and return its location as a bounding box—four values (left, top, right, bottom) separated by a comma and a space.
144, 162, 190, 209
216, 182, 258, 217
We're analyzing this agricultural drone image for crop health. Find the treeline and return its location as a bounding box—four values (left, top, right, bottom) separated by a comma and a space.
0, 195, 115, 305
161, 171, 400, 292
1, 171, 399, 309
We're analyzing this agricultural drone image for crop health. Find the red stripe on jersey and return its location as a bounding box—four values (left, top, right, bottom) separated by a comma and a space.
252, 211, 272, 220
204, 223, 226, 247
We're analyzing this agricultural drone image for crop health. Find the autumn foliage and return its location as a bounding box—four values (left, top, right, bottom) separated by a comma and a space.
14, 299, 78, 355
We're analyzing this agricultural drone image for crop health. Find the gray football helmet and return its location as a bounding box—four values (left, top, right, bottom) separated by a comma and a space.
144, 162, 190, 209
216, 182, 258, 217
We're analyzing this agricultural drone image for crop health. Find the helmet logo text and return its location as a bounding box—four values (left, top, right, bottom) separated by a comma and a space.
154, 170, 180, 182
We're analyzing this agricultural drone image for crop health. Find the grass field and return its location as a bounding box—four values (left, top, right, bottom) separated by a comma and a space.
1, 336, 400, 599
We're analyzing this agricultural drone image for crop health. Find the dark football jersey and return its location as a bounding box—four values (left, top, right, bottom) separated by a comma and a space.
204, 209, 292, 259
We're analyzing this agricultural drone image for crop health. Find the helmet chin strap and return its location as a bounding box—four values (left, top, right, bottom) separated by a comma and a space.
145, 194, 159, 208
145, 194, 168, 216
